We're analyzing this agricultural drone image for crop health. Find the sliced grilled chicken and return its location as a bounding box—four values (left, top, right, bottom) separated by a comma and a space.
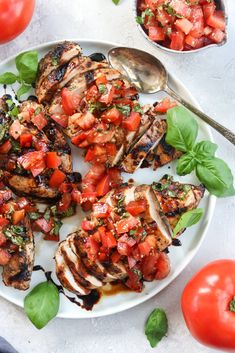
2, 216, 34, 290
121, 119, 167, 173
36, 41, 82, 93
152, 175, 205, 231
37, 56, 96, 103
143, 135, 182, 170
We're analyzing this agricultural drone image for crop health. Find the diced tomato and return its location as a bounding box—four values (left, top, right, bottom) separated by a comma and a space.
141, 253, 160, 281
81, 220, 94, 231
46, 152, 61, 169
86, 237, 100, 261
175, 18, 193, 35
74, 111, 96, 131
148, 26, 165, 41
99, 84, 115, 105
111, 250, 122, 263
31, 112, 48, 130
96, 174, 111, 197
185, 34, 204, 48
0, 189, 13, 203
169, 0, 191, 18
116, 216, 140, 234
189, 6, 204, 38
206, 11, 225, 31
0, 140, 12, 154
18, 151, 46, 177
138, 241, 152, 257
85, 148, 95, 162
126, 199, 147, 216
71, 189, 81, 204
81, 192, 97, 204
0, 232, 7, 246
155, 252, 171, 279
86, 85, 99, 102
84, 164, 106, 184
44, 233, 59, 242
12, 209, 25, 225
57, 193, 71, 213
20, 133, 32, 148
34, 140, 48, 152
93, 203, 110, 218
122, 112, 141, 131
204, 26, 213, 36
0, 249, 11, 265
17, 197, 32, 211
0, 217, 9, 227
155, 98, 177, 113
208, 28, 225, 43
51, 114, 68, 128
87, 124, 115, 144
35, 217, 52, 233
9, 119, 23, 140
117, 241, 131, 256
101, 107, 122, 125
118, 234, 136, 247
125, 269, 143, 292
156, 8, 173, 26
101, 231, 117, 249
203, 2, 216, 19
145, 0, 164, 11
61, 87, 82, 115
49, 170, 66, 188
71, 132, 88, 147
96, 75, 108, 85
170, 31, 185, 51
106, 143, 116, 156
107, 168, 122, 188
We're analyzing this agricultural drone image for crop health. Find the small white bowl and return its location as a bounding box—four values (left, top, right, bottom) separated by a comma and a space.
132, 0, 228, 54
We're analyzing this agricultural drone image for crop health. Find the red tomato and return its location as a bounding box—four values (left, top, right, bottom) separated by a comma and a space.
209, 28, 225, 43
75, 111, 96, 131
96, 174, 111, 197
9, 119, 22, 140
100, 231, 117, 249
61, 88, 82, 115
148, 26, 165, 41
20, 133, 32, 148
31, 112, 48, 130
0, 217, 10, 227
117, 241, 131, 256
12, 209, 25, 225
122, 112, 141, 131
49, 170, 66, 188
155, 98, 177, 113
169, 0, 191, 18
101, 107, 122, 125
170, 31, 185, 51
44, 233, 59, 242
116, 216, 140, 234
35, 218, 52, 233
0, 232, 7, 246
181, 260, 235, 352
126, 199, 147, 216
0, 140, 12, 154
206, 11, 225, 31
71, 189, 81, 204
138, 241, 151, 257
155, 252, 170, 279
96, 75, 108, 85
185, 34, 204, 48
107, 168, 122, 188
125, 269, 143, 292
81, 220, 94, 231
203, 2, 216, 19
51, 114, 68, 128
18, 151, 46, 177
175, 18, 193, 35
0, 0, 35, 44
99, 84, 115, 105
46, 152, 61, 169
57, 192, 72, 213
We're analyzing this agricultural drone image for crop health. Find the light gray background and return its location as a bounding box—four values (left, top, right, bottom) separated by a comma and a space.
0, 1, 234, 352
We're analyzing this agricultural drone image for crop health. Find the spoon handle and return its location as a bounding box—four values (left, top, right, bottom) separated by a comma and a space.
165, 86, 235, 146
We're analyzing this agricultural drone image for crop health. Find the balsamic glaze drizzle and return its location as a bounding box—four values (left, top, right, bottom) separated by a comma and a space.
33, 265, 100, 311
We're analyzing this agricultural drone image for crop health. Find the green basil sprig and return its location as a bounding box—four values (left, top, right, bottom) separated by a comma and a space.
145, 308, 168, 348
173, 208, 204, 236
166, 106, 235, 197
0, 51, 38, 99
112, 0, 120, 4
24, 280, 60, 329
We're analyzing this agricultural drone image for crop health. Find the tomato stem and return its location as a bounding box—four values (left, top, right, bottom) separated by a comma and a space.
229, 297, 235, 312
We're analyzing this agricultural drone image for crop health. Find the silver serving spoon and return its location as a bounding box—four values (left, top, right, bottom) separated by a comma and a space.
108, 47, 235, 146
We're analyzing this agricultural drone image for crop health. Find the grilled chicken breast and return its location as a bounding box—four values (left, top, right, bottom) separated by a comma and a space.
36, 41, 82, 96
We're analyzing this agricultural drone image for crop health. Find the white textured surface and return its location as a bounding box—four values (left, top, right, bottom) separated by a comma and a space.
0, 1, 234, 352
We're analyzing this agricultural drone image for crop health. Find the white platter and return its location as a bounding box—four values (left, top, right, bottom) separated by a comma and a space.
0, 39, 216, 319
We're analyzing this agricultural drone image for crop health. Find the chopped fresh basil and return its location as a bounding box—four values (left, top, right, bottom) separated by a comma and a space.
34, 107, 42, 115
98, 84, 107, 94
51, 56, 58, 66
6, 99, 19, 118
52, 218, 63, 235
29, 212, 40, 220
133, 104, 143, 113
43, 209, 51, 222
116, 104, 131, 116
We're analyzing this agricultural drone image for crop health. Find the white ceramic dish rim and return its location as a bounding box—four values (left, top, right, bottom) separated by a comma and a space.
0, 38, 216, 319
132, 0, 228, 54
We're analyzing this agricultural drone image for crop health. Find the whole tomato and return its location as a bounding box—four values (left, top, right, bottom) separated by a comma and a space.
181, 260, 235, 352
0, 0, 35, 44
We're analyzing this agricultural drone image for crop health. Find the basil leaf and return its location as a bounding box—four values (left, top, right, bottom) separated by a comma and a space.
24, 281, 60, 329
116, 104, 131, 116
145, 308, 168, 348
0, 72, 18, 84
173, 208, 204, 236
196, 157, 234, 197
176, 152, 197, 176
136, 16, 144, 24
112, 0, 120, 4
15, 51, 39, 84
17, 84, 31, 100
166, 106, 198, 152
193, 140, 218, 160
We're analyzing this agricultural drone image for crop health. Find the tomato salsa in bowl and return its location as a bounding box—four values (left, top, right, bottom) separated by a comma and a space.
134, 0, 227, 53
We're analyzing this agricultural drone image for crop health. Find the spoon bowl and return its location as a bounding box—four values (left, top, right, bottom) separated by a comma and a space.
108, 47, 235, 145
